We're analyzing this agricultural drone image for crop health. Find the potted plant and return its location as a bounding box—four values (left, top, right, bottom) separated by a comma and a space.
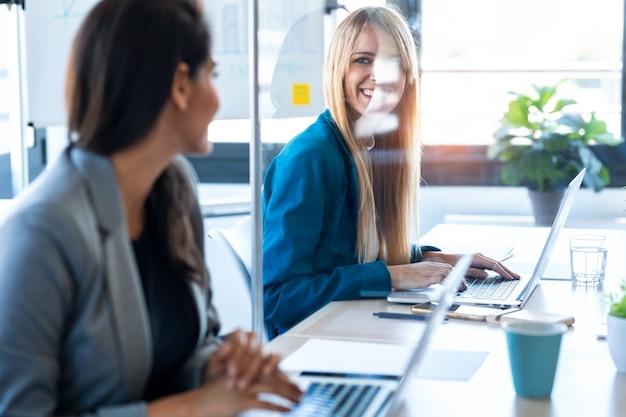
606, 280, 626, 373
488, 81, 623, 225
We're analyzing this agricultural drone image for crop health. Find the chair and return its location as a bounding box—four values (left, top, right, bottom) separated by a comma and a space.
207, 216, 255, 334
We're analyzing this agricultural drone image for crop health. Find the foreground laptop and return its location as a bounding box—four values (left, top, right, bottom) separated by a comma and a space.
242, 254, 472, 417
388, 168, 585, 309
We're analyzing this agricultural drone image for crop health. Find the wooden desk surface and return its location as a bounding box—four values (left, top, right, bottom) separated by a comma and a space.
277, 282, 605, 348
265, 225, 626, 416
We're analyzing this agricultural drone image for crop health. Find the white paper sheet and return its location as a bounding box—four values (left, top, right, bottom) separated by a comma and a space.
280, 338, 488, 382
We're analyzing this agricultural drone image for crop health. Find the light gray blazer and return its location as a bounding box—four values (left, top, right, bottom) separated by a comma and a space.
0, 147, 221, 416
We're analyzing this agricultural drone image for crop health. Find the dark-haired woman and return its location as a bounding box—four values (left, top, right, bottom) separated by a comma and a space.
0, 0, 301, 415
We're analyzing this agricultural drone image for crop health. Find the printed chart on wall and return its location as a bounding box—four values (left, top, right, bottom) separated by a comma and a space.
24, 0, 97, 127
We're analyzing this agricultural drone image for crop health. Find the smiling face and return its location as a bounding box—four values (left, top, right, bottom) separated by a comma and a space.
343, 24, 406, 122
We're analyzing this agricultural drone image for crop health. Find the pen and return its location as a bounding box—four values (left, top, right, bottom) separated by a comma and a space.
372, 312, 447, 321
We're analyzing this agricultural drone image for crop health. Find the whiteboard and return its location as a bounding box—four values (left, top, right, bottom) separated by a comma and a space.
24, 0, 96, 127
22, 0, 326, 127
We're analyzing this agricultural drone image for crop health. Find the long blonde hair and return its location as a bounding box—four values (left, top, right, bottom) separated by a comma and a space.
323, 6, 421, 265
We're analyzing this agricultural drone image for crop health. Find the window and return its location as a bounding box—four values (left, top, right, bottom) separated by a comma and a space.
420, 0, 623, 146
416, 0, 626, 186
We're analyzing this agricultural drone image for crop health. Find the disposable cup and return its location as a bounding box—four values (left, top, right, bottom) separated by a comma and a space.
502, 321, 567, 398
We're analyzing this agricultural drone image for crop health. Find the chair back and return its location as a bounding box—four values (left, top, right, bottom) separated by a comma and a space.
207, 216, 254, 333
209, 216, 252, 283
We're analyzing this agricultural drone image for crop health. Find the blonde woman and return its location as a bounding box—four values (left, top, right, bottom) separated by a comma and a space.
262, 6, 518, 338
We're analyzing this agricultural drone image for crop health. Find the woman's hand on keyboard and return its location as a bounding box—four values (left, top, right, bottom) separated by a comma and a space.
422, 252, 520, 281
388, 261, 468, 291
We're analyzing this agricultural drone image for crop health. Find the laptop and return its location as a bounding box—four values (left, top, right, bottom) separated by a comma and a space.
387, 168, 586, 309
242, 253, 472, 417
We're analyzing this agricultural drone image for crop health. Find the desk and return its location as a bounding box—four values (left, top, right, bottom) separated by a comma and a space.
265, 224, 626, 417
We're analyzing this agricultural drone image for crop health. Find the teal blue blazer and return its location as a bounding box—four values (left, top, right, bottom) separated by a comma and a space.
263, 110, 437, 338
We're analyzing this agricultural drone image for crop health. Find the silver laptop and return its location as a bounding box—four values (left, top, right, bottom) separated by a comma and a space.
388, 168, 585, 309
243, 254, 472, 417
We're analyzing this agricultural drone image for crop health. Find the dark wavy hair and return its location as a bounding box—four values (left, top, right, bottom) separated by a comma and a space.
65, 0, 211, 283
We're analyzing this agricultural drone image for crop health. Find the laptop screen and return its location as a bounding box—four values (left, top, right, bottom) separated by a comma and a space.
518, 168, 585, 307
384, 253, 473, 416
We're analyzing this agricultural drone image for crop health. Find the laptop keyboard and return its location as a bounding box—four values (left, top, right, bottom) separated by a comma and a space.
460, 276, 519, 300
286, 382, 384, 416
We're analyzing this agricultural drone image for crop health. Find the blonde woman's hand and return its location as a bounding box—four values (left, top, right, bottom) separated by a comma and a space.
388, 261, 458, 290
422, 252, 521, 280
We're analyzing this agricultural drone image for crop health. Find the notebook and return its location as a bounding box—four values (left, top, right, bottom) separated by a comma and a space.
387, 168, 585, 309
242, 253, 472, 417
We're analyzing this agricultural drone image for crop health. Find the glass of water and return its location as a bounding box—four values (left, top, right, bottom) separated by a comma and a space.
569, 234, 607, 287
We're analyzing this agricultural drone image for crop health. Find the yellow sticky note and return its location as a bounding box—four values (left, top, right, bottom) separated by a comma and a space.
292, 83, 310, 106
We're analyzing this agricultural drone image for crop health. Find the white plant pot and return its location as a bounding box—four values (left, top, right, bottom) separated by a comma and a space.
607, 314, 626, 374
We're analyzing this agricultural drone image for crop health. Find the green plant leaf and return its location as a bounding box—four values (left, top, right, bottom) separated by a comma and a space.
501, 161, 524, 186
498, 144, 529, 162
552, 98, 577, 113
608, 280, 626, 318
503, 98, 532, 128
584, 113, 609, 138
492, 80, 620, 192
558, 114, 586, 135
534, 84, 557, 109
541, 132, 572, 153
594, 132, 624, 146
